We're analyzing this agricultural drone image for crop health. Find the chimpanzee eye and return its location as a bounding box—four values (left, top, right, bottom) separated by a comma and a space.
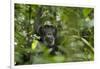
47, 33, 52, 35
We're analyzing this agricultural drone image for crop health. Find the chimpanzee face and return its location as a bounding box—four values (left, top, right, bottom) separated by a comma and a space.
39, 25, 57, 47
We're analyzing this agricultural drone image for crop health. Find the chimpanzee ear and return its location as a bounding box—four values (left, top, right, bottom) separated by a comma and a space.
52, 26, 57, 36
38, 26, 44, 36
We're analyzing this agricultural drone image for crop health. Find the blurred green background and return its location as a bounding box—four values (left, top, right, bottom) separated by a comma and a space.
14, 3, 94, 65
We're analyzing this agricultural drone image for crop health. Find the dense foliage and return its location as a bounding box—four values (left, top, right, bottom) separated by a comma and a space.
14, 3, 94, 65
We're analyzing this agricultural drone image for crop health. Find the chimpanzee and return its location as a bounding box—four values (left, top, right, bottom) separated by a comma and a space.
38, 25, 58, 55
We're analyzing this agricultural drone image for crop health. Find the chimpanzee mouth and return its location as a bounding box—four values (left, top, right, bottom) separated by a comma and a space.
44, 37, 55, 46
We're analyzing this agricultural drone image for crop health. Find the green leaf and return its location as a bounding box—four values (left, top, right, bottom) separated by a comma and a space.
81, 37, 94, 53
31, 40, 38, 50
83, 8, 92, 17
